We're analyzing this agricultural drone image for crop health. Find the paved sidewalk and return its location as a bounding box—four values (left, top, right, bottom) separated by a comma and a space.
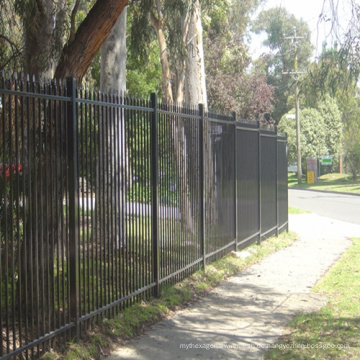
108, 214, 360, 360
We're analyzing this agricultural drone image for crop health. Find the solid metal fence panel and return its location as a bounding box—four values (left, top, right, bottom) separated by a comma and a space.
205, 113, 236, 261
260, 130, 278, 238
236, 123, 260, 247
277, 135, 288, 232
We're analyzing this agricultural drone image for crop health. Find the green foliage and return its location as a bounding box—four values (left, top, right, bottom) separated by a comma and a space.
301, 46, 354, 109
298, 108, 327, 159
299, 46, 359, 180
279, 94, 343, 168
317, 94, 343, 156
344, 124, 360, 181
252, 7, 312, 69
204, 0, 274, 118
126, 41, 162, 97
278, 108, 327, 165
126, 0, 156, 68
252, 6, 312, 121
0, 0, 23, 71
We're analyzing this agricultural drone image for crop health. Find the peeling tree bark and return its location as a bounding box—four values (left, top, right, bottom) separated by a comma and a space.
149, 10, 173, 104
184, 0, 207, 107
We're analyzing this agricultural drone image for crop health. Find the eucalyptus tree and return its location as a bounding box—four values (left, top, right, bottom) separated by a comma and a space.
343, 101, 360, 180
323, 0, 360, 84
300, 45, 357, 174
129, 0, 209, 233
99, 9, 128, 248
130, 0, 207, 106
252, 7, 312, 121
0, 0, 23, 71
0, 0, 129, 323
278, 108, 327, 166
317, 94, 343, 158
203, 0, 274, 120
3, 0, 129, 79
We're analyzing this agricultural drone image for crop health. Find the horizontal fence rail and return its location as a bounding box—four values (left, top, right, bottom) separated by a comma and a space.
0, 74, 288, 359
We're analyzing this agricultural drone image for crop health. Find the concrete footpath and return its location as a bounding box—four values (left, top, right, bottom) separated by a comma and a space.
108, 214, 360, 359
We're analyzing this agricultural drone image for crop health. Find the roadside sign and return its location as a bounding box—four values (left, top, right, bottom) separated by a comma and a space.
306, 157, 317, 182
307, 171, 315, 184
321, 156, 333, 166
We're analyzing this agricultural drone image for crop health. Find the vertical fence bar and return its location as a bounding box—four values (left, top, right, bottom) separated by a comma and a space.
150, 93, 160, 297
232, 112, 237, 250
198, 104, 205, 269
285, 134, 289, 232
66, 77, 80, 340
276, 130, 279, 237
258, 121, 262, 245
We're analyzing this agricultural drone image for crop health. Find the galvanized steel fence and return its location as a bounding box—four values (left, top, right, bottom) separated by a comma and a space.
0, 73, 288, 359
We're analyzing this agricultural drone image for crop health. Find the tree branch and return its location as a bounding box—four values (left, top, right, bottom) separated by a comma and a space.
54, 0, 129, 81
0, 34, 22, 54
69, 0, 81, 43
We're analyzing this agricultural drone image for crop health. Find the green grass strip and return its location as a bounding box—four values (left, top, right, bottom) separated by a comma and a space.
288, 172, 360, 194
265, 237, 360, 359
42, 231, 297, 360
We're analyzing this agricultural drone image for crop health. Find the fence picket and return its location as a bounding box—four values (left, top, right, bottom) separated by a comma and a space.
0, 75, 288, 359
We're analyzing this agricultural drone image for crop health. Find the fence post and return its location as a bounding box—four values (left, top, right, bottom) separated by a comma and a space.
66, 77, 80, 340
150, 93, 160, 297
198, 104, 206, 269
285, 133, 289, 232
276, 130, 279, 237
232, 111, 237, 250
258, 121, 262, 245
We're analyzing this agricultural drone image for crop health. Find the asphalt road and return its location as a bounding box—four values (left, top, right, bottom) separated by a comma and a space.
289, 188, 360, 225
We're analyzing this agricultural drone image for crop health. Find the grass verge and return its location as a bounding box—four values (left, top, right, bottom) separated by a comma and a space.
41, 231, 297, 360
288, 207, 310, 214
288, 172, 360, 194
264, 237, 360, 360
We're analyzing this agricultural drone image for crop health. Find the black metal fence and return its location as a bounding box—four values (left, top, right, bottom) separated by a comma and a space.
0, 73, 288, 359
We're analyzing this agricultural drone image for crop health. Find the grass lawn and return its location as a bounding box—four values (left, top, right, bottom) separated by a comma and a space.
288, 172, 360, 195
264, 237, 360, 359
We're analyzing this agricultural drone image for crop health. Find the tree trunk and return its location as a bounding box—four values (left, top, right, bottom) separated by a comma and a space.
149, 11, 173, 104
16, 0, 130, 331
98, 9, 128, 249
184, 0, 207, 107
19, 91, 67, 330
23, 0, 67, 77
150, 4, 194, 234
183, 0, 215, 229
55, 0, 129, 81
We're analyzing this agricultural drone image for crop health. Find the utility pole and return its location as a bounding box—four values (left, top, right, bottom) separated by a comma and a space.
284, 27, 304, 184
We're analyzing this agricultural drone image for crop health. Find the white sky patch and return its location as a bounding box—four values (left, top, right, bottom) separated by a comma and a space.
248, 0, 352, 60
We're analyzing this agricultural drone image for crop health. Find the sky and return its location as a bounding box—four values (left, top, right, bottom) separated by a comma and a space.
248, 0, 353, 59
